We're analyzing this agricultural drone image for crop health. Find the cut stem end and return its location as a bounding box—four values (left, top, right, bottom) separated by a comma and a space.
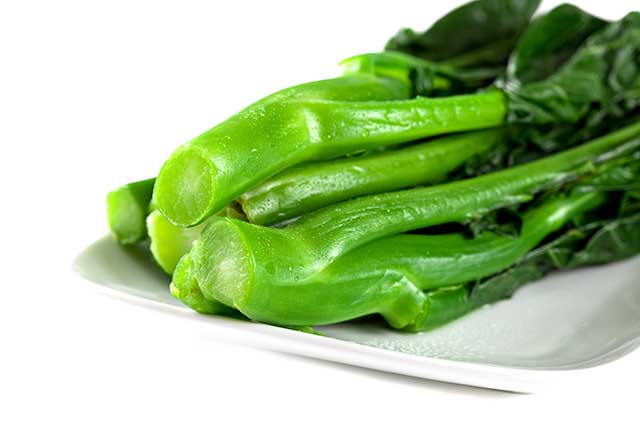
155, 147, 217, 227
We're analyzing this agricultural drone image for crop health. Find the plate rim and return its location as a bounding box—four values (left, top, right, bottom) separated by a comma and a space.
70, 259, 640, 393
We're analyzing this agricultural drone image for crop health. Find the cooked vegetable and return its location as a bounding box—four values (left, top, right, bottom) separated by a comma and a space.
241, 191, 606, 329
239, 129, 504, 225
105, 1, 640, 334
122, 129, 503, 236
155, 11, 640, 228
172, 122, 640, 325
146, 130, 501, 267
154, 82, 504, 227
429, 196, 640, 331
107, 178, 155, 244
152, 75, 413, 227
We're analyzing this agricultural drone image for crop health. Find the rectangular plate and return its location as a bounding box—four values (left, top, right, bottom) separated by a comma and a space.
73, 236, 640, 392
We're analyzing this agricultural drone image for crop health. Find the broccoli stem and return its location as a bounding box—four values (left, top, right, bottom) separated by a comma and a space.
176, 189, 606, 328
106, 178, 155, 244
239, 128, 504, 225
154, 71, 506, 227
154, 74, 415, 227
173, 121, 640, 326
336, 191, 606, 330
325, 189, 606, 291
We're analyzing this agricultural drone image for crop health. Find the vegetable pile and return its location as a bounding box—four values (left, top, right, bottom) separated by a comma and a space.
107, 0, 640, 332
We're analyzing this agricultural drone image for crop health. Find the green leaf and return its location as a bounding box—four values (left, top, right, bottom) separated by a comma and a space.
572, 153, 640, 193
570, 213, 640, 266
458, 10, 640, 178
340, 51, 502, 97
620, 190, 640, 216
502, 12, 640, 125
386, 0, 541, 69
468, 152, 640, 307
505, 4, 607, 84
465, 207, 522, 239
469, 204, 640, 308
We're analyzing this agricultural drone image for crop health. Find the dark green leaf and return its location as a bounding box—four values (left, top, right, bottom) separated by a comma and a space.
470, 206, 640, 307
502, 12, 640, 125
570, 213, 640, 266
386, 0, 541, 69
469, 263, 544, 307
465, 207, 522, 239
341, 51, 505, 97
573, 153, 640, 193
505, 4, 607, 84
620, 190, 640, 216
456, 113, 640, 180
468, 152, 640, 307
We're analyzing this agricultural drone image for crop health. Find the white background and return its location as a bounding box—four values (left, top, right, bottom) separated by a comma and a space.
1, 0, 638, 425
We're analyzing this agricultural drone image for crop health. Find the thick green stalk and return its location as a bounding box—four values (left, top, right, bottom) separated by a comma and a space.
147, 205, 245, 274
294, 191, 605, 328
147, 211, 208, 274
176, 189, 605, 327
154, 73, 506, 227
154, 74, 414, 227
107, 178, 155, 244
340, 51, 499, 94
239, 129, 504, 225
330, 191, 605, 330
323, 189, 598, 290
156, 12, 640, 228
175, 121, 640, 325
340, 51, 454, 93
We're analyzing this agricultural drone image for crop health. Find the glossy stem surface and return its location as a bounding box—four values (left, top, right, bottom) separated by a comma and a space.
177, 121, 640, 325
332, 191, 605, 329
239, 129, 504, 225
178, 190, 605, 327
155, 77, 505, 227
154, 75, 413, 227
288, 122, 640, 259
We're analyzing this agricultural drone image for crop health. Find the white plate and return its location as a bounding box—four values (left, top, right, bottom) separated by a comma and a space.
73, 235, 640, 393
